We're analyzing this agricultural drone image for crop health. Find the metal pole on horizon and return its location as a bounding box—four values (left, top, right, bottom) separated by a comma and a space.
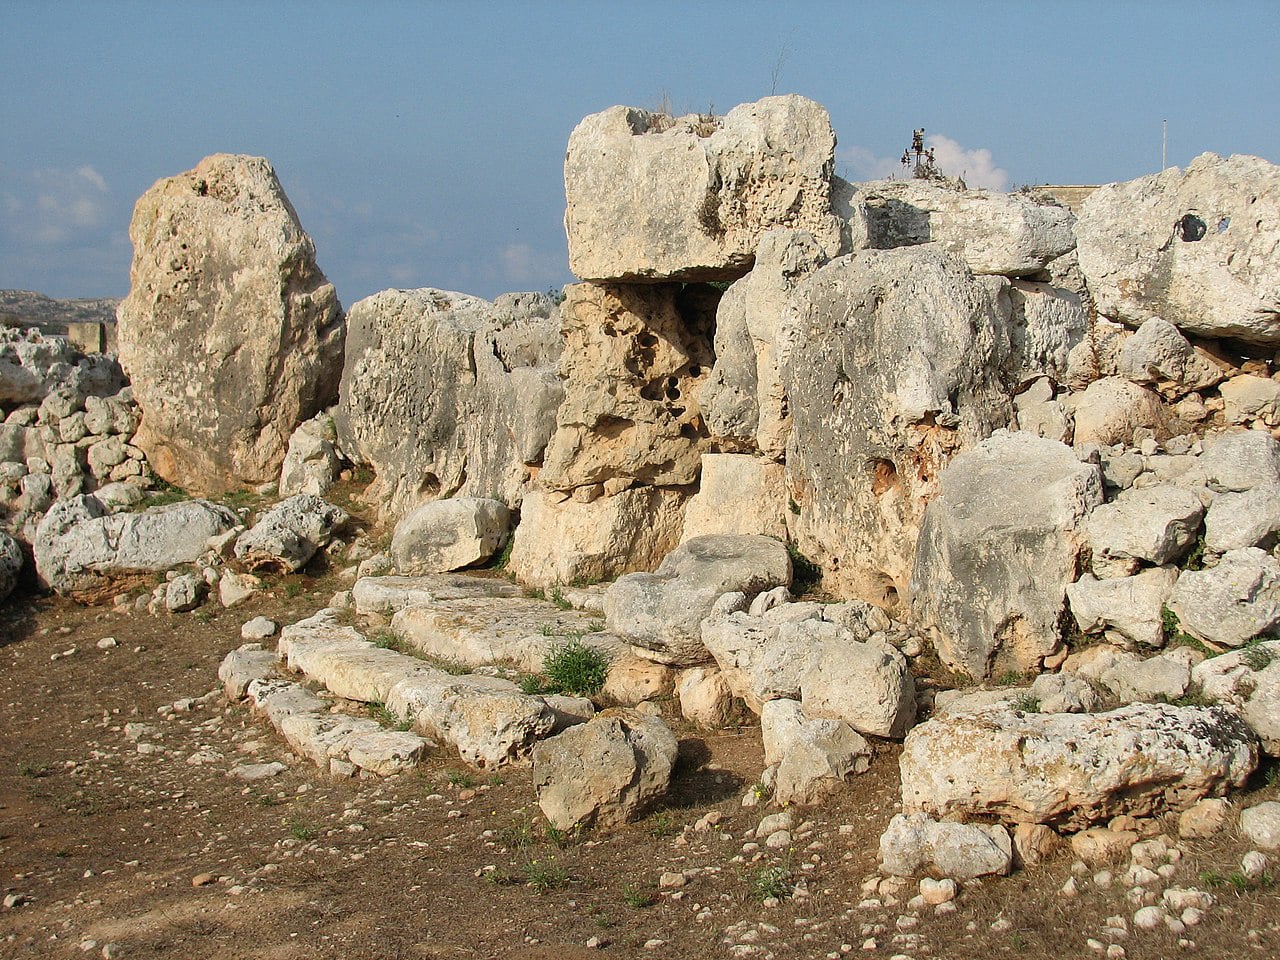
1163, 119, 1168, 170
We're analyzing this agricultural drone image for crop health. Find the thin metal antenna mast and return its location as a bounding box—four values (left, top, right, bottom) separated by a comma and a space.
1163, 119, 1168, 170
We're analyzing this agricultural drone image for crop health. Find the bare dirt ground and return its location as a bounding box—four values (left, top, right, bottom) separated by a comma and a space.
2, 567, 1279, 960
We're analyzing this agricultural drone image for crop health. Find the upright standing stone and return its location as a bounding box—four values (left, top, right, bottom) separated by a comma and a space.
117, 154, 344, 493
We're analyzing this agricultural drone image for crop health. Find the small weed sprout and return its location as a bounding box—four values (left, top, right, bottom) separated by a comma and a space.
1241, 640, 1275, 672
549, 587, 573, 611
446, 769, 476, 789
751, 863, 792, 902
1009, 693, 1041, 713
522, 856, 569, 894
370, 629, 403, 652
288, 816, 318, 842
622, 883, 655, 908
367, 702, 412, 732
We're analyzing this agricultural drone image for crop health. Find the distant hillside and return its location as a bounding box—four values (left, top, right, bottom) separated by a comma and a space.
0, 289, 120, 333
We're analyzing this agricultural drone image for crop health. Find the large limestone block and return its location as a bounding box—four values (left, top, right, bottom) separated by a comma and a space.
531, 709, 678, 830
1066, 566, 1179, 647
278, 412, 341, 497
1115, 317, 1223, 396
1070, 377, 1173, 447
681, 454, 789, 542
800, 637, 917, 739
1085, 485, 1204, 570
1222, 374, 1280, 426
1167, 547, 1280, 648
910, 431, 1103, 679
390, 497, 510, 574
761, 699, 871, 805
701, 607, 820, 710
700, 229, 828, 457
117, 154, 344, 493
1198, 430, 1280, 492
1076, 153, 1280, 344
540, 282, 714, 492
35, 495, 237, 595
351, 573, 521, 614
233, 494, 348, 573
783, 247, 1017, 603
335, 288, 563, 520
900, 703, 1257, 830
505, 485, 689, 588
1194, 642, 1280, 755
1204, 485, 1280, 553
854, 179, 1076, 277
605, 534, 792, 665
1007, 281, 1090, 387
564, 96, 841, 282
878, 813, 1013, 880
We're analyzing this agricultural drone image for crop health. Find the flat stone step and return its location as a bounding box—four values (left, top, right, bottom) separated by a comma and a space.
352, 573, 522, 615
390, 596, 622, 673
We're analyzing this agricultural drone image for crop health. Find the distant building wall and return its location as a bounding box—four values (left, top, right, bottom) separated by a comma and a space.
1031, 185, 1100, 213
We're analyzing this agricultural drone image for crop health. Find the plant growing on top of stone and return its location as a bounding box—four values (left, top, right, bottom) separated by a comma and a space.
540, 640, 610, 697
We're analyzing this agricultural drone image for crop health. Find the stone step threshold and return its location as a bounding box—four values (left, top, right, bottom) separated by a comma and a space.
219, 607, 596, 778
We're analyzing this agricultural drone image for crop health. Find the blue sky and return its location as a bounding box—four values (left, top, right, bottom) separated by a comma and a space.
2, 0, 1278, 306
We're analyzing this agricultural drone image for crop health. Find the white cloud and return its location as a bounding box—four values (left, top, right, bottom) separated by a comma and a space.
926, 134, 1009, 191
498, 242, 563, 286
837, 135, 1010, 191
5, 165, 111, 245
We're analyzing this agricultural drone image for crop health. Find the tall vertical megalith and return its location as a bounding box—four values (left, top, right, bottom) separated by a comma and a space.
117, 154, 344, 494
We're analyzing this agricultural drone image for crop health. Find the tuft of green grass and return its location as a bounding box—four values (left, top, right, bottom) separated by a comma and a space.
996, 670, 1026, 687
17, 760, 51, 779
367, 702, 412, 732
750, 863, 792, 902
782, 540, 822, 596
370, 629, 404, 652
424, 655, 472, 676
541, 640, 610, 697
1009, 693, 1041, 713
489, 536, 514, 572
288, 817, 318, 842
1181, 533, 1207, 571
1242, 639, 1276, 672
446, 769, 476, 789
524, 587, 547, 601
522, 857, 569, 894
1163, 685, 1218, 708
548, 587, 573, 611
622, 883, 655, 909
544, 823, 580, 848
648, 811, 678, 838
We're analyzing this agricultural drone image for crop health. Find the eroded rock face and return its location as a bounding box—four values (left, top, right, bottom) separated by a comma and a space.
899, 703, 1257, 830
853, 180, 1077, 277
390, 497, 510, 575
1076, 153, 1280, 344
910, 432, 1103, 679
680, 454, 789, 542
531, 709, 678, 830
336, 289, 563, 520
540, 281, 715, 492
233, 495, 348, 573
783, 246, 1017, 603
117, 154, 344, 493
565, 96, 842, 282
0, 531, 21, 602
878, 813, 1013, 880
1167, 547, 1280, 648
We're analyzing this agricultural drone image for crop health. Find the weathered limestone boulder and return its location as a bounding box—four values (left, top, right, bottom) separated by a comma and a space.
910, 431, 1103, 679
783, 246, 1016, 603
390, 497, 510, 574
1076, 153, 1280, 344
701, 607, 819, 709
1098, 647, 1197, 702
680, 454, 789, 542
1115, 317, 1223, 396
117, 154, 344, 493
1167, 547, 1280, 648
34, 495, 237, 596
899, 703, 1257, 830
335, 288, 563, 519
0, 531, 21, 602
854, 179, 1076, 277
1193, 641, 1280, 754
879, 812, 1013, 880
505, 485, 689, 588
1012, 377, 1073, 443
1070, 377, 1173, 447
1204, 485, 1280, 553
530, 709, 678, 830
1222, 374, 1280, 426
761, 699, 871, 805
1085, 485, 1204, 573
164, 572, 205, 613
605, 535, 792, 665
278, 412, 341, 497
1198, 430, 1280, 492
1066, 566, 1179, 647
934, 672, 1102, 717
564, 96, 841, 282
1241, 801, 1280, 850
700, 229, 828, 457
799, 638, 916, 738
218, 643, 278, 700
233, 494, 348, 573
540, 282, 714, 492
675, 666, 735, 728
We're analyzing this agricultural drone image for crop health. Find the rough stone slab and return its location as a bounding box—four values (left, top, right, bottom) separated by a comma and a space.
879, 812, 1013, 880
1067, 566, 1179, 647
352, 573, 522, 614
1198, 430, 1280, 492
1167, 547, 1280, 648
761, 699, 870, 805
565, 96, 841, 282
1193, 640, 1280, 755
900, 703, 1257, 830
390, 497, 511, 574
218, 644, 279, 700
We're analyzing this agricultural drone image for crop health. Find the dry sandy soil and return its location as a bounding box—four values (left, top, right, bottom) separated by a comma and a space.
1, 555, 1278, 960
